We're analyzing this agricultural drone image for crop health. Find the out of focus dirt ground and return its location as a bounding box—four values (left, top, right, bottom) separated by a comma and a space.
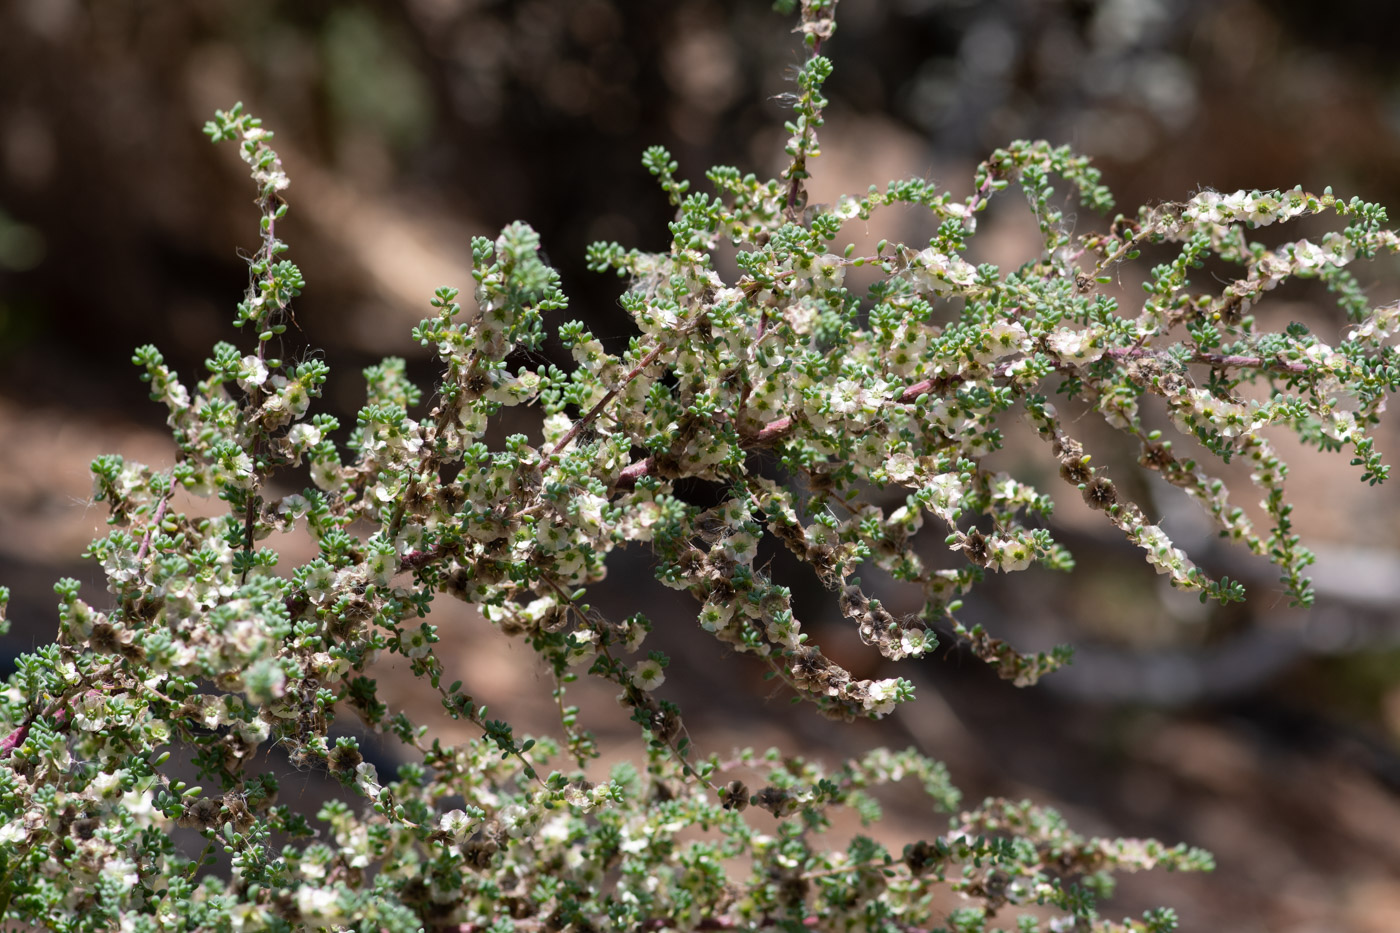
4, 2, 1400, 930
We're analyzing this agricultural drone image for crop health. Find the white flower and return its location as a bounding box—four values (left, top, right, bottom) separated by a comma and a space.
237, 354, 269, 390
277, 493, 309, 519
90, 770, 124, 800
1348, 303, 1400, 344
976, 321, 1028, 362
499, 803, 538, 839
565, 629, 599, 667
571, 493, 607, 533
899, 628, 933, 658
403, 623, 435, 659
764, 612, 800, 647
783, 298, 820, 334
296, 886, 343, 923
304, 563, 334, 603
1303, 341, 1344, 369
989, 473, 1023, 502
120, 788, 155, 822
539, 814, 573, 844
923, 472, 965, 521
621, 618, 649, 651
633, 658, 665, 690
1218, 190, 1251, 222
886, 504, 922, 531
229, 904, 269, 933
310, 458, 341, 492
439, 808, 477, 841
988, 535, 1033, 572
1325, 410, 1359, 444
286, 423, 321, 457
1289, 238, 1330, 272
910, 247, 977, 296
828, 378, 862, 416
542, 412, 573, 445
395, 522, 425, 555
1243, 192, 1277, 225
698, 600, 733, 632
863, 678, 902, 715
355, 762, 382, 801
720, 531, 759, 564
161, 380, 190, 411
237, 717, 271, 745
800, 254, 846, 290
1134, 524, 1190, 575
101, 856, 139, 888
1046, 328, 1104, 364
885, 453, 918, 482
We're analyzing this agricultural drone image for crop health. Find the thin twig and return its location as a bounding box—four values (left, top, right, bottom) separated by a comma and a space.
549, 340, 672, 461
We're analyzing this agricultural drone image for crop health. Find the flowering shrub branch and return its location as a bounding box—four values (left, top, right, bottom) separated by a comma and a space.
1, 1, 1394, 930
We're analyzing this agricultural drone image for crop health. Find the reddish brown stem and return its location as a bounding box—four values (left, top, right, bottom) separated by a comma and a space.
550, 340, 671, 460
135, 493, 171, 564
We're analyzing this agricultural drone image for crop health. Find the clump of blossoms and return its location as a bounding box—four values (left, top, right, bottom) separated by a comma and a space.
2, 1, 1396, 930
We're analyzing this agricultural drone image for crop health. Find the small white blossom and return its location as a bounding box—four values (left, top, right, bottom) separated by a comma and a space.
296, 887, 343, 923
237, 354, 269, 390
988, 535, 1033, 572
633, 658, 665, 690
863, 678, 902, 716
285, 423, 321, 458
355, 762, 382, 802
439, 808, 478, 841
565, 629, 600, 667
909, 247, 978, 296
102, 857, 140, 888
403, 623, 435, 659
1046, 328, 1104, 364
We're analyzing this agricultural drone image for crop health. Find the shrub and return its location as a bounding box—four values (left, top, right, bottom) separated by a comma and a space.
2, 2, 1395, 931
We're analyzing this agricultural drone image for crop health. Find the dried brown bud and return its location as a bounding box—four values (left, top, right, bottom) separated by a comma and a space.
1058, 458, 1092, 485
753, 786, 796, 817
962, 528, 989, 566
327, 743, 363, 775
903, 839, 941, 877
1082, 476, 1117, 510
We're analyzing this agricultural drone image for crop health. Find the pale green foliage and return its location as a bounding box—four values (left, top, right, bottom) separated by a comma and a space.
0, 1, 1393, 931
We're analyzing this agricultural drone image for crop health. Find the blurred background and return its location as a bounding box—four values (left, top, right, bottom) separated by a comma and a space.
3, 0, 1400, 929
